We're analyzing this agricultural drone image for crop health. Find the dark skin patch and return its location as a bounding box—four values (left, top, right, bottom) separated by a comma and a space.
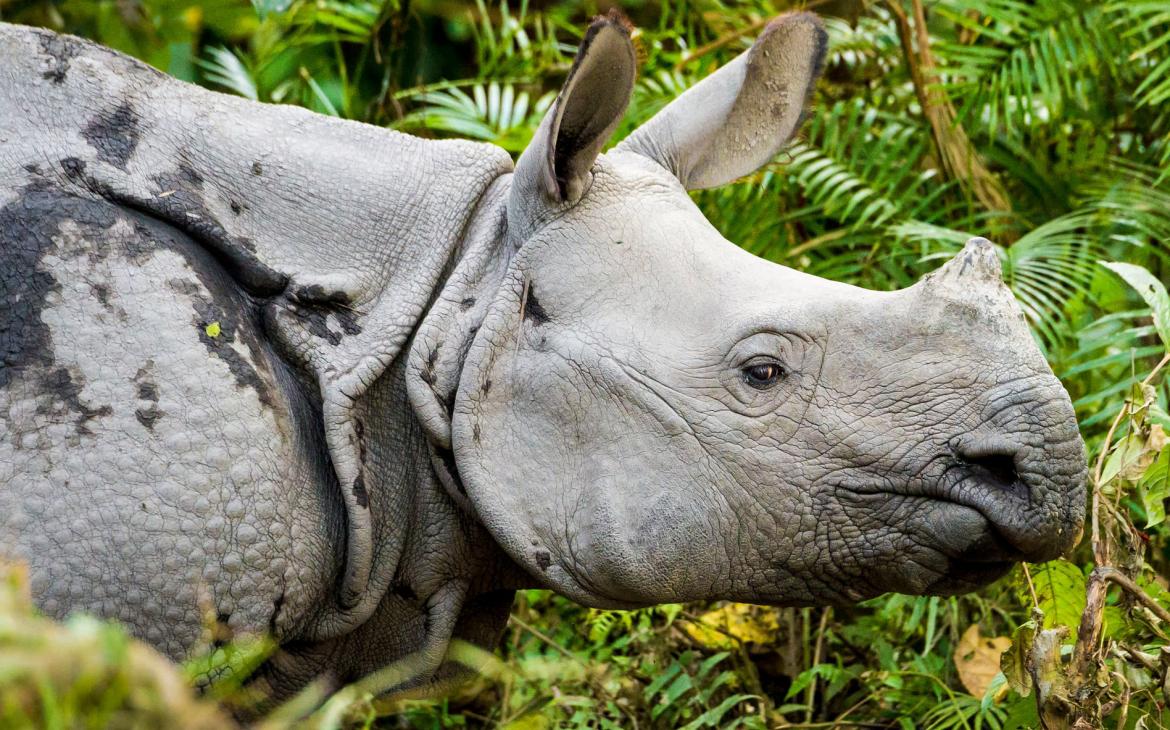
419, 343, 441, 385
134, 408, 162, 430
287, 286, 362, 344
57, 158, 286, 294
82, 102, 141, 171
354, 418, 367, 475
0, 179, 117, 391
137, 381, 158, 401
460, 297, 476, 311
251, 162, 263, 176
288, 304, 362, 345
181, 283, 277, 410
1, 174, 277, 417
36, 367, 113, 435
294, 306, 342, 346
523, 285, 550, 326
338, 314, 361, 335
293, 285, 349, 306
37, 31, 80, 84
137, 398, 160, 427
352, 475, 369, 508
133, 363, 162, 431
141, 164, 285, 295
60, 157, 86, 183
534, 550, 552, 571
176, 161, 203, 185
212, 612, 234, 649
90, 282, 112, 309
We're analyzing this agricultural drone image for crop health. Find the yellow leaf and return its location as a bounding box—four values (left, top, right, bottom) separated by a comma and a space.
955, 624, 1011, 697
205, 321, 221, 338
680, 602, 780, 649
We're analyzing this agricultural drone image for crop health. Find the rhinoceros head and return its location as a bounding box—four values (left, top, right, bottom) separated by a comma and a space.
413, 12, 1087, 608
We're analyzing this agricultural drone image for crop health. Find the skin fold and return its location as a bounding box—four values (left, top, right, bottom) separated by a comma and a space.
0, 11, 1086, 702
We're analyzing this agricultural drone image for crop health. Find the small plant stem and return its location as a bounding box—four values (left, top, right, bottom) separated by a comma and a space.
508, 613, 583, 666
1021, 563, 1040, 609
804, 608, 832, 724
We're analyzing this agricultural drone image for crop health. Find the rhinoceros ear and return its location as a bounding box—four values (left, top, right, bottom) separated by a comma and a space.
617, 12, 827, 190
512, 11, 636, 209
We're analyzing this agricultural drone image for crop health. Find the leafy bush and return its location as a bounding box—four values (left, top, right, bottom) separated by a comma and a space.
2, 0, 1169, 727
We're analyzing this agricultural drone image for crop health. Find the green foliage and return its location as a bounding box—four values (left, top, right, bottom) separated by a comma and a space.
1023, 560, 1086, 630
2, 0, 1169, 727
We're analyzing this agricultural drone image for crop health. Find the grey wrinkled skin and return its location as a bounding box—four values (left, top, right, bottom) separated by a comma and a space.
0, 10, 1086, 703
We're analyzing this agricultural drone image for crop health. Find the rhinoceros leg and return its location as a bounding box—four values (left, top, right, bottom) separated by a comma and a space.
0, 177, 340, 659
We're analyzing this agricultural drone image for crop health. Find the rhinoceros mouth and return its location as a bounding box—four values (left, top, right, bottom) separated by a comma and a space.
883, 496, 1022, 596
824, 486, 1029, 594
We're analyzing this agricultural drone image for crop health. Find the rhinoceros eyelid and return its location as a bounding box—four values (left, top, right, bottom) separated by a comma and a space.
727, 331, 802, 365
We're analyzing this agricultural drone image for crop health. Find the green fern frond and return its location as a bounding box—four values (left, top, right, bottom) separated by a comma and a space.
197, 46, 258, 101
394, 83, 553, 150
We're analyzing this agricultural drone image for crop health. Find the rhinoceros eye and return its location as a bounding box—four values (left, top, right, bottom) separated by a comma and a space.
743, 362, 785, 389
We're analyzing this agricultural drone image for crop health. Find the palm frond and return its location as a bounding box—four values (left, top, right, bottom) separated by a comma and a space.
197, 46, 258, 101
394, 82, 554, 151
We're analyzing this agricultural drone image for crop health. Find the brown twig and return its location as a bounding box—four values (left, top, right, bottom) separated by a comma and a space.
508, 613, 583, 665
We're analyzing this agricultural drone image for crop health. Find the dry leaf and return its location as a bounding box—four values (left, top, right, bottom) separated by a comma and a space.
955, 624, 1011, 697
1150, 424, 1167, 452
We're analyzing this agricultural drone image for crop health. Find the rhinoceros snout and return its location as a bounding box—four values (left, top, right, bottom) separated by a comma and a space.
946, 409, 1088, 564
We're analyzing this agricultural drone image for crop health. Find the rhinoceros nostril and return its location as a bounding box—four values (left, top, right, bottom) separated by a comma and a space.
953, 436, 1021, 491
965, 452, 1019, 490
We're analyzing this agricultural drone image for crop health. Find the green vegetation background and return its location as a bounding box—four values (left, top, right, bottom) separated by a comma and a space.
1, 0, 1169, 727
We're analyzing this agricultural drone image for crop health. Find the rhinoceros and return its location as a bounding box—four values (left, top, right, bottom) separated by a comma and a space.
0, 11, 1085, 701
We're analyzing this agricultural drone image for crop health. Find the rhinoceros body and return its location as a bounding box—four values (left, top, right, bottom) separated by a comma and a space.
0, 14, 1086, 700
